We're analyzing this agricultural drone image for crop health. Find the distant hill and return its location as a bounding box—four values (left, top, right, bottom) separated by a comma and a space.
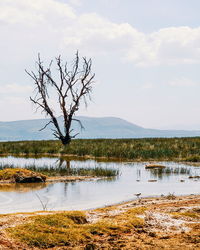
0, 116, 200, 141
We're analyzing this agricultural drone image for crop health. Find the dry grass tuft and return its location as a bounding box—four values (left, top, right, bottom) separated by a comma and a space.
3, 197, 200, 249
172, 210, 200, 220
114, 207, 146, 229
7, 212, 89, 248
7, 208, 147, 248
0, 168, 46, 183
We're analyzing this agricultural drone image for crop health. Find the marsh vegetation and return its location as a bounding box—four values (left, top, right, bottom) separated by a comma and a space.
0, 137, 200, 161
148, 166, 191, 179
0, 164, 119, 178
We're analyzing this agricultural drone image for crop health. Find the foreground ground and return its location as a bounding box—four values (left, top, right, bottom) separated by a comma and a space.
0, 194, 200, 249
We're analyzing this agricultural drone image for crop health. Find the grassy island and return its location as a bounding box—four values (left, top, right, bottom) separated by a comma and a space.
0, 166, 119, 184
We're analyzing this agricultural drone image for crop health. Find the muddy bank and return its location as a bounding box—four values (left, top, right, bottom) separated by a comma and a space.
0, 176, 98, 184
0, 168, 101, 184
0, 194, 200, 249
47, 175, 99, 183
0, 168, 46, 184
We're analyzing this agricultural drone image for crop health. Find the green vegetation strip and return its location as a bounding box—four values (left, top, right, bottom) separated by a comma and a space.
7, 208, 146, 248
27, 166, 119, 177
0, 166, 119, 178
0, 137, 200, 161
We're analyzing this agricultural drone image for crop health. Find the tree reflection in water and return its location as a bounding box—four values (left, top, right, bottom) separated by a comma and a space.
55, 158, 71, 169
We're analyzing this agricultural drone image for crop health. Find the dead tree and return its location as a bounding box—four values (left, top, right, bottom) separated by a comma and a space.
26, 52, 95, 145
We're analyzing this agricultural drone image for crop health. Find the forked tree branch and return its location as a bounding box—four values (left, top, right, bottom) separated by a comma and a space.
27, 51, 95, 145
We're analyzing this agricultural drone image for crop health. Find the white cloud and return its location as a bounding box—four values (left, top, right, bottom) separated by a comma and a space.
63, 15, 200, 66
141, 83, 154, 90
0, 0, 76, 26
147, 27, 200, 66
168, 78, 199, 87
0, 0, 200, 125
0, 83, 32, 95
0, 0, 200, 69
69, 0, 82, 7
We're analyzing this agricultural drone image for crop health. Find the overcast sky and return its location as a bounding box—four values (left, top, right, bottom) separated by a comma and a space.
0, 0, 200, 129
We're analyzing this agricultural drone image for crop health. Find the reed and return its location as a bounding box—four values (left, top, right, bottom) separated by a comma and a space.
0, 164, 119, 177
0, 137, 199, 161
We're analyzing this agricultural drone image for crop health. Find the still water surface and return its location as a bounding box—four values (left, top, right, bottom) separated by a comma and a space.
0, 156, 200, 213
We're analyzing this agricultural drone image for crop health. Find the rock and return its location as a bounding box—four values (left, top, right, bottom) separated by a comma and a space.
189, 176, 200, 179
159, 235, 170, 240
14, 175, 46, 183
0, 168, 47, 183
85, 243, 96, 250
149, 232, 157, 237
13, 170, 46, 183
137, 228, 146, 233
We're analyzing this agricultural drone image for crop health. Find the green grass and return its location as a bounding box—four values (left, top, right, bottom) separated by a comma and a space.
26, 166, 119, 177
0, 137, 200, 161
0, 165, 119, 177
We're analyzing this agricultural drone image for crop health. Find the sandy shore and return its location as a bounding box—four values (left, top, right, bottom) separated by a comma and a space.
0, 194, 200, 249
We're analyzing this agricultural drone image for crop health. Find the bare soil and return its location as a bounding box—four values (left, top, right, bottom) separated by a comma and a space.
0, 194, 200, 249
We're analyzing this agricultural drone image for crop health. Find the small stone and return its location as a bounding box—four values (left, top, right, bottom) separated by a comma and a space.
149, 232, 156, 237
15, 175, 46, 183
85, 243, 96, 250
160, 235, 170, 239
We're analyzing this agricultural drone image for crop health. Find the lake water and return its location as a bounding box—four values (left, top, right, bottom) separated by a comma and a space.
0, 156, 200, 214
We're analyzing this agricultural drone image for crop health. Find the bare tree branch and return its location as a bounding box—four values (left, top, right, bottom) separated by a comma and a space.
39, 120, 53, 131
72, 118, 84, 130
26, 51, 95, 145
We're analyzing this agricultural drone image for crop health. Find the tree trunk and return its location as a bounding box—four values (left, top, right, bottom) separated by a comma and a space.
61, 135, 71, 145
66, 161, 70, 169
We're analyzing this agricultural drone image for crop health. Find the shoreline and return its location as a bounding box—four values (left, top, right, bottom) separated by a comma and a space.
0, 175, 100, 184
0, 194, 200, 249
0, 152, 200, 164
0, 193, 199, 216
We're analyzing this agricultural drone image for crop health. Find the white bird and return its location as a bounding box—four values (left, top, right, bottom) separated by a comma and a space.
134, 193, 141, 198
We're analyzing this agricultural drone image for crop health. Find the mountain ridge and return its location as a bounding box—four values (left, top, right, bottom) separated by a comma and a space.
0, 116, 199, 141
